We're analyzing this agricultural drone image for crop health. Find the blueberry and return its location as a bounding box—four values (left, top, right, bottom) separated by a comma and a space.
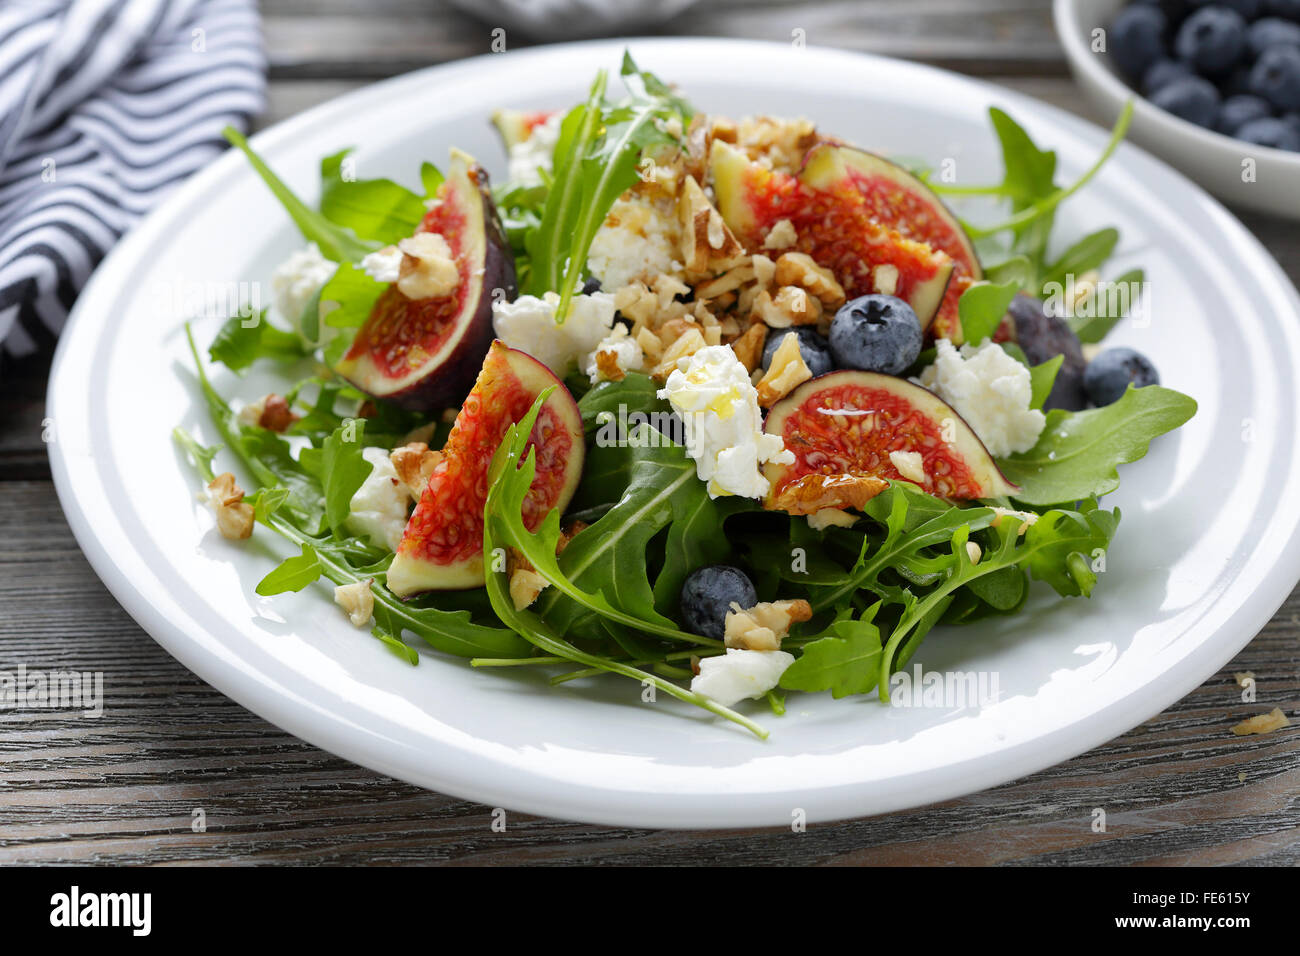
1236, 115, 1300, 146
1111, 5, 1169, 80
1142, 58, 1194, 95
1222, 64, 1256, 95
580, 277, 602, 295
1084, 347, 1160, 407
1284, 111, 1300, 130
761, 326, 834, 377
1249, 44, 1300, 108
1150, 75, 1222, 126
1265, 0, 1300, 18
1217, 0, 1266, 19
828, 295, 923, 375
1134, 0, 1188, 26
1217, 93, 1274, 132
1248, 16, 1300, 54
679, 566, 757, 640
1176, 6, 1248, 73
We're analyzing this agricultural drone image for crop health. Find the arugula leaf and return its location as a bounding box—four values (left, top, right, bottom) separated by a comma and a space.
1029, 354, 1063, 410
256, 544, 321, 595
958, 279, 1021, 345
1040, 227, 1119, 294
780, 609, 883, 699
319, 148, 427, 245
222, 126, 377, 264
480, 395, 766, 738
999, 385, 1197, 505
319, 261, 385, 329
208, 310, 308, 372
1069, 267, 1145, 344
300, 420, 374, 532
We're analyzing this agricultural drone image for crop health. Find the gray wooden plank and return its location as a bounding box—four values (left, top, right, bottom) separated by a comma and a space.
0, 480, 1295, 864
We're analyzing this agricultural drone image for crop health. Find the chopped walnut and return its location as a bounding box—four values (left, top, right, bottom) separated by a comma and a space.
752, 286, 822, 328
722, 115, 818, 171
731, 322, 768, 373
651, 326, 707, 380
396, 232, 460, 300
695, 261, 756, 300
205, 472, 254, 540
888, 449, 927, 485
390, 442, 443, 499
1231, 708, 1289, 736
767, 472, 889, 515
751, 253, 777, 289
236, 394, 299, 432
509, 568, 549, 612
724, 599, 813, 651
333, 579, 374, 628
763, 218, 798, 251
595, 348, 626, 382
677, 174, 743, 275
401, 421, 439, 446
1234, 671, 1256, 688
756, 330, 812, 407
965, 541, 982, 564
774, 252, 846, 308
807, 508, 859, 531
636, 325, 664, 362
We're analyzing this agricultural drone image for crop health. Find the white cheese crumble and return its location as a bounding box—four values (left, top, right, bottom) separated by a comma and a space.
583, 324, 645, 384
345, 447, 411, 552
271, 242, 335, 330
586, 189, 686, 289
506, 112, 562, 186
492, 291, 618, 377
657, 345, 794, 499
690, 649, 795, 707
360, 244, 402, 283
915, 339, 1046, 458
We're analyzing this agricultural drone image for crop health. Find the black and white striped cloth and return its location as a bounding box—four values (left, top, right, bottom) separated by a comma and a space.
0, 0, 266, 359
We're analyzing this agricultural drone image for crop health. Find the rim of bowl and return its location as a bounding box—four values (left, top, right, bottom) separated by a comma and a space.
1053, 0, 1300, 165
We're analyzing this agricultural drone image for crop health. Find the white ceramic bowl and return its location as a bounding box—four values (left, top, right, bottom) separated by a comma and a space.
1055, 0, 1300, 218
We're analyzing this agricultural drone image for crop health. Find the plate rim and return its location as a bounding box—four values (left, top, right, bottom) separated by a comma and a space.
46, 37, 1300, 828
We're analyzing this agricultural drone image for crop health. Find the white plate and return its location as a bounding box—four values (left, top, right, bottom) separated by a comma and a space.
48, 39, 1300, 828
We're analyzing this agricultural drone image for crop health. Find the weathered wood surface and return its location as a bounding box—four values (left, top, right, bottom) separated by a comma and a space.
0, 0, 1296, 865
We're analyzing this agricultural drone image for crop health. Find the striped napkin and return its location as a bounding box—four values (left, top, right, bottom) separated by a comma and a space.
0, 0, 266, 359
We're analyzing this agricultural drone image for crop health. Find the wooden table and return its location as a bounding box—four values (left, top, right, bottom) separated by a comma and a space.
1, 0, 1296, 865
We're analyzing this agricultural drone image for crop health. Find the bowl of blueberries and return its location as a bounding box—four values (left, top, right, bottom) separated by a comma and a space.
1055, 0, 1300, 218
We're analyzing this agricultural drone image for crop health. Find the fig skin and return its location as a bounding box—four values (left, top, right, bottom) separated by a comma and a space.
336, 151, 517, 412
1004, 293, 1088, 412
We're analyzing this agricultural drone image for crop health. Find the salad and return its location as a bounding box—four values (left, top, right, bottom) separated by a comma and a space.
176, 54, 1197, 739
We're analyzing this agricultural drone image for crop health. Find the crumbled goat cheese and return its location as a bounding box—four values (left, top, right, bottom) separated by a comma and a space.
586, 190, 686, 289
657, 345, 794, 499
691, 649, 795, 707
396, 232, 460, 300
915, 339, 1046, 457
492, 291, 618, 377
506, 112, 562, 186
346, 447, 411, 552
583, 324, 645, 383
271, 242, 335, 329
360, 244, 402, 283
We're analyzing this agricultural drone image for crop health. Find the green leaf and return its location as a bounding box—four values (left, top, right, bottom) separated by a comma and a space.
983, 255, 1034, 288
251, 487, 291, 522
1029, 354, 1063, 411
999, 385, 1197, 506
311, 420, 374, 532
420, 162, 445, 199
256, 544, 322, 595
319, 261, 385, 329
1069, 267, 1145, 344
780, 611, 883, 698
957, 279, 1021, 345
208, 311, 308, 372
319, 148, 427, 245
1040, 227, 1119, 293
222, 126, 377, 263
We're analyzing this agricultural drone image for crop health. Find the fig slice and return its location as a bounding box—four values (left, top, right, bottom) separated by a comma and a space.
710, 140, 954, 332
798, 143, 982, 343
385, 341, 584, 596
335, 149, 516, 411
763, 370, 1018, 504
490, 108, 558, 151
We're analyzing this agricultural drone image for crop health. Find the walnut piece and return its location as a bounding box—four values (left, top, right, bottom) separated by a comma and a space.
752, 286, 822, 328
205, 472, 254, 540
390, 442, 443, 499
595, 348, 627, 382
397, 232, 460, 300
334, 579, 374, 628
774, 252, 846, 308
767, 472, 889, 515
731, 323, 768, 373
807, 508, 858, 530
677, 174, 743, 275
756, 330, 812, 407
763, 219, 799, 251
1231, 708, 1289, 736
724, 599, 813, 651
